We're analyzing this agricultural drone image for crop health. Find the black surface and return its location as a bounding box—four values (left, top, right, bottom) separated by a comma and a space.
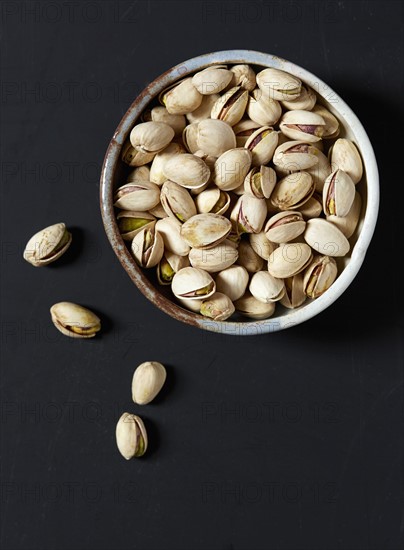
1, 1, 403, 549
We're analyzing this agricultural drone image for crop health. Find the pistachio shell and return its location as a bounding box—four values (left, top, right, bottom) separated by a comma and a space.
279, 110, 325, 142
160, 180, 197, 222
273, 140, 320, 171
268, 243, 313, 278
117, 211, 156, 241
211, 86, 249, 126
234, 293, 275, 319
303, 255, 338, 298
176, 297, 204, 313
215, 265, 249, 301
192, 67, 233, 95
249, 271, 285, 303
172, 267, 216, 299
116, 413, 147, 459
298, 195, 323, 219
327, 191, 362, 238
246, 89, 282, 127
244, 165, 277, 199
305, 149, 331, 192
265, 211, 306, 243
127, 165, 151, 183
249, 231, 276, 260
200, 292, 235, 321
229, 64, 256, 91
131, 224, 164, 268
157, 251, 190, 285
322, 169, 355, 217
281, 85, 317, 110
304, 218, 350, 257
114, 181, 160, 211
311, 105, 340, 139
155, 217, 190, 256
189, 240, 238, 273
132, 361, 167, 405
280, 274, 306, 309
182, 123, 200, 154
149, 106, 186, 136
330, 138, 363, 184
213, 148, 252, 191
23, 223, 72, 267
149, 202, 168, 218
196, 119, 237, 157
163, 153, 210, 189
130, 121, 175, 153
180, 213, 232, 249
231, 194, 267, 234
186, 94, 220, 124
121, 141, 155, 167
256, 68, 302, 101
233, 119, 261, 147
245, 126, 279, 166
149, 142, 186, 185
161, 77, 203, 115
50, 302, 101, 339
237, 240, 264, 273
195, 187, 230, 215
270, 172, 314, 210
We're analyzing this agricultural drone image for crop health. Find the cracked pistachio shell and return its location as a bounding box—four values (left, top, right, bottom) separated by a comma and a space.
150, 142, 186, 185
150, 106, 186, 136
256, 68, 302, 101
114, 181, 160, 211
189, 240, 238, 273
234, 293, 275, 320
327, 191, 362, 238
116, 413, 147, 459
237, 240, 264, 273
132, 361, 167, 405
249, 231, 276, 260
246, 89, 282, 127
231, 194, 267, 235
130, 121, 174, 154
160, 180, 197, 222
163, 153, 210, 190
298, 195, 323, 219
268, 243, 313, 278
155, 217, 190, 256
50, 302, 101, 339
281, 85, 317, 110
117, 211, 156, 241
329, 138, 363, 184
323, 169, 355, 217
127, 165, 151, 183
244, 165, 277, 199
211, 86, 249, 126
24, 223, 72, 267
270, 172, 314, 210
229, 64, 256, 91
200, 292, 235, 321
149, 202, 168, 219
311, 105, 340, 139
121, 140, 155, 167
304, 218, 350, 257
245, 126, 279, 166
157, 251, 189, 285
280, 274, 306, 309
181, 213, 232, 249
279, 110, 326, 142
233, 119, 261, 147
131, 224, 164, 268
215, 265, 249, 301
195, 187, 230, 215
172, 267, 216, 300
273, 140, 320, 171
249, 271, 285, 303
213, 148, 252, 191
186, 94, 220, 124
177, 296, 204, 312
160, 77, 203, 115
265, 211, 306, 243
182, 123, 200, 154
303, 255, 338, 298
192, 67, 233, 95
196, 119, 237, 157
305, 149, 332, 192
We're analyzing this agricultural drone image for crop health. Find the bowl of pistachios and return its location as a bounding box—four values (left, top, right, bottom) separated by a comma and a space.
100, 50, 379, 335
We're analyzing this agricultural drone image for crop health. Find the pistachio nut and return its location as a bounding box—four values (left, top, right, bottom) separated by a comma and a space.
329, 138, 363, 184
181, 213, 232, 249
132, 361, 167, 405
177, 296, 204, 313
114, 181, 160, 211
256, 68, 302, 101
131, 224, 164, 268
116, 413, 147, 459
268, 243, 313, 278
127, 165, 151, 183
149, 202, 168, 219
273, 140, 319, 171
298, 194, 323, 219
270, 172, 314, 210
327, 191, 362, 238
160, 180, 197, 222
231, 194, 267, 234
281, 84, 317, 111
150, 106, 186, 136
50, 302, 101, 338
246, 89, 282, 127
249, 231, 276, 260
303, 255, 338, 298
322, 169, 355, 217
160, 77, 203, 115
192, 67, 233, 95
163, 153, 210, 190
211, 86, 249, 126
279, 109, 325, 142
215, 265, 249, 301
155, 217, 190, 256
233, 119, 261, 147
130, 121, 175, 155
229, 64, 256, 90
186, 94, 220, 124
195, 187, 230, 215
200, 292, 235, 321
182, 123, 200, 154
196, 119, 237, 157
304, 218, 350, 257
234, 293, 275, 319
280, 274, 306, 309
157, 251, 189, 285
237, 240, 264, 273
244, 165, 277, 199
189, 240, 238, 273
265, 211, 306, 243
305, 149, 332, 192
311, 105, 340, 139
245, 126, 279, 166
250, 270, 285, 303
23, 223, 72, 267
117, 211, 156, 240
213, 148, 252, 191
121, 140, 155, 167
172, 266, 216, 300
149, 142, 186, 185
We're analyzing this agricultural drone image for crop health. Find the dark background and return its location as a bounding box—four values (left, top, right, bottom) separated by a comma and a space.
1, 1, 403, 549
